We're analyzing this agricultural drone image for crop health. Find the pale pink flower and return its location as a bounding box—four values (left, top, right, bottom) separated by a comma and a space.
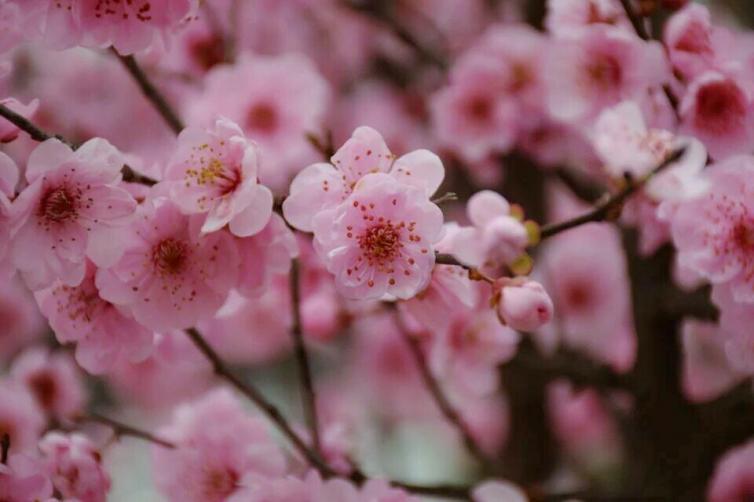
283, 125, 444, 233
473, 480, 527, 502
0, 98, 38, 143
0, 453, 53, 502
0, 380, 45, 452
310, 173, 444, 300
708, 439, 754, 502
545, 0, 629, 37
153, 388, 286, 502
95, 198, 239, 331
496, 278, 554, 332
679, 72, 754, 160
444, 190, 529, 272
35, 261, 153, 374
546, 26, 669, 123
0, 275, 46, 363
668, 156, 754, 302
39, 431, 110, 502
680, 319, 746, 403
663, 3, 716, 80
187, 53, 330, 190
106, 331, 212, 409
9, 347, 85, 419
164, 117, 273, 237
10, 138, 137, 290
21, 0, 196, 54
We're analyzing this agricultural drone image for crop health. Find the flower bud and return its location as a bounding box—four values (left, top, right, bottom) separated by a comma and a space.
496, 279, 554, 332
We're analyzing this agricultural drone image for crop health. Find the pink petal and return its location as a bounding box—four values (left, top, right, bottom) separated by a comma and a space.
282, 162, 347, 232
390, 149, 445, 197
25, 139, 74, 183
227, 185, 273, 237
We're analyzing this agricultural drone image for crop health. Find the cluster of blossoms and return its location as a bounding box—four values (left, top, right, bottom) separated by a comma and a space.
2, 0, 754, 500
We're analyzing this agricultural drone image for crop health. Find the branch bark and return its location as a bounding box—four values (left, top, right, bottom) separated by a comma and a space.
77, 413, 175, 449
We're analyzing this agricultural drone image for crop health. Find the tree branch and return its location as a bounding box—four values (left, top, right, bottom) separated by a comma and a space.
77, 413, 175, 449
289, 259, 322, 453
1, 433, 9, 464
112, 50, 185, 134
539, 147, 686, 240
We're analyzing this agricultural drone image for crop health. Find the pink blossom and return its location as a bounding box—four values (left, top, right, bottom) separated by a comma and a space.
10, 138, 137, 290
0, 1, 25, 54
663, 3, 716, 80
187, 53, 330, 190
679, 72, 754, 160
0, 453, 53, 502
283, 125, 444, 233
708, 439, 754, 502
668, 156, 754, 302
164, 117, 273, 237
496, 278, 554, 332
0, 380, 45, 452
9, 347, 85, 419
153, 388, 286, 502
95, 198, 239, 331
310, 173, 444, 300
546, 26, 669, 123
21, 0, 196, 54
544, 0, 629, 37
39, 431, 110, 502
0, 98, 39, 143
0, 275, 46, 363
35, 261, 153, 374
680, 319, 746, 403
473, 480, 527, 502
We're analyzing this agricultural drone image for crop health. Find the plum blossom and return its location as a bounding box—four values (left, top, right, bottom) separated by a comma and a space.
679, 72, 754, 160
311, 173, 444, 300
708, 439, 754, 502
283, 125, 445, 233
20, 0, 196, 54
495, 278, 554, 332
546, 26, 669, 123
187, 53, 330, 190
663, 3, 717, 80
164, 118, 273, 237
153, 388, 286, 502
9, 347, 85, 419
35, 261, 153, 374
95, 198, 240, 331
0, 453, 53, 502
10, 138, 137, 290
39, 432, 111, 502
0, 380, 45, 452
668, 156, 754, 303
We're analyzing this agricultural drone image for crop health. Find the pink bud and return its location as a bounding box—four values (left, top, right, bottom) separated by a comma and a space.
497, 280, 554, 332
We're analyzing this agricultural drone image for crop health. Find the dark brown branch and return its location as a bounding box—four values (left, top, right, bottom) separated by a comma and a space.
397, 316, 490, 466
435, 253, 495, 284
112, 51, 185, 134
77, 413, 175, 449
1, 433, 9, 464
540, 147, 686, 240
0, 103, 69, 145
183, 327, 334, 473
289, 259, 322, 453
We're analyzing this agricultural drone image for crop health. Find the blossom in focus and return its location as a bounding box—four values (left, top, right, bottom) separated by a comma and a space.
39, 431, 111, 502
284, 125, 444, 233
495, 278, 554, 332
10, 138, 137, 290
164, 118, 273, 237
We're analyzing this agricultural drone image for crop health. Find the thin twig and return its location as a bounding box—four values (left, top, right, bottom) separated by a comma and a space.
1, 433, 9, 464
539, 147, 686, 240
183, 327, 333, 473
112, 50, 185, 134
0, 103, 69, 145
396, 314, 490, 467
289, 259, 322, 453
435, 253, 495, 284
77, 413, 176, 449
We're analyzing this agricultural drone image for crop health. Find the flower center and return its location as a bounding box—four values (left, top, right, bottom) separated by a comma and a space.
587, 55, 622, 89
187, 156, 241, 196
732, 221, 754, 251
202, 467, 239, 500
189, 34, 225, 71
465, 95, 493, 123
695, 80, 745, 134
359, 222, 402, 262
39, 186, 78, 223
246, 103, 278, 134
28, 372, 57, 410
152, 238, 189, 276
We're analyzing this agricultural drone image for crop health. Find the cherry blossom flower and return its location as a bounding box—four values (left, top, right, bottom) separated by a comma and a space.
668, 156, 754, 302
0, 453, 53, 502
546, 26, 669, 123
310, 173, 444, 300
708, 439, 754, 502
35, 261, 153, 374
153, 388, 286, 502
283, 125, 445, 233
495, 278, 554, 332
9, 347, 85, 419
663, 3, 717, 80
187, 53, 330, 190
164, 118, 273, 237
39, 432, 111, 502
10, 138, 137, 290
679, 72, 754, 160
544, 0, 629, 37
0, 380, 45, 452
95, 198, 240, 331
